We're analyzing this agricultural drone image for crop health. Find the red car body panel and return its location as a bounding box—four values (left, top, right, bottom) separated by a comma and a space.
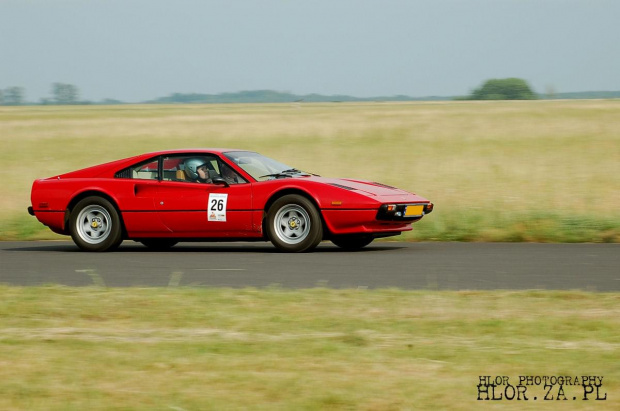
30, 149, 432, 243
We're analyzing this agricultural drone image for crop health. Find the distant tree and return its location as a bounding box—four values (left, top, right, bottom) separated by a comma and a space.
469, 78, 537, 100
2, 87, 26, 105
52, 83, 79, 104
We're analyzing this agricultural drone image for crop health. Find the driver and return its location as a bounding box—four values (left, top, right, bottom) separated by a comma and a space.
183, 158, 212, 183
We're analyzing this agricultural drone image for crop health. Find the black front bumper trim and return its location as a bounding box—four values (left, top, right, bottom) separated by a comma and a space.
376, 203, 433, 221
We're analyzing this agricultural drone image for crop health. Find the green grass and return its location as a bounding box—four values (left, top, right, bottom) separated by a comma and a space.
0, 286, 618, 410
1, 100, 619, 242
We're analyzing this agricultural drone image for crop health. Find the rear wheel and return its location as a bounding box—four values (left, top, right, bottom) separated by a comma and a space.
266, 194, 323, 252
70, 196, 123, 252
331, 235, 374, 250
139, 239, 178, 250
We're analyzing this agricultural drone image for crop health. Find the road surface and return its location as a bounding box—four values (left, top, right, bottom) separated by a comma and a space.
1, 241, 618, 290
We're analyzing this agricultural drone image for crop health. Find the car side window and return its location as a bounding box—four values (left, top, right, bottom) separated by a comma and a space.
115, 159, 159, 180
161, 155, 217, 183
160, 156, 186, 181
215, 160, 248, 184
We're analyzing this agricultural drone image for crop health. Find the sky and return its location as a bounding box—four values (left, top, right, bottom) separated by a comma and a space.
1, 0, 619, 102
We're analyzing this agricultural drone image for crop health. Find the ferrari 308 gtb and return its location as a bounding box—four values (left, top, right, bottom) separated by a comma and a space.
29, 149, 433, 252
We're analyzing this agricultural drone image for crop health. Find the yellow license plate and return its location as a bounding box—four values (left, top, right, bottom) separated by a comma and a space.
404, 205, 424, 216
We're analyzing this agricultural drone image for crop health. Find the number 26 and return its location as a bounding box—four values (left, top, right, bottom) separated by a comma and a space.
210, 199, 224, 211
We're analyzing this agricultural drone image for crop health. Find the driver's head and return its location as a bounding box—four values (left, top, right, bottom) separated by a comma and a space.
196, 164, 209, 180
183, 158, 207, 180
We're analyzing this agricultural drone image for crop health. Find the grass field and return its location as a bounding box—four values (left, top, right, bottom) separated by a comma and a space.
0, 286, 618, 410
1, 102, 618, 410
1, 100, 619, 242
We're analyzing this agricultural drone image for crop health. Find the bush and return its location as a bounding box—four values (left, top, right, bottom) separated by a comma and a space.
469, 78, 537, 100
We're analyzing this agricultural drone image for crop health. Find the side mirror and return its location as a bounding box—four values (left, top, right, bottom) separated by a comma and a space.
212, 177, 230, 187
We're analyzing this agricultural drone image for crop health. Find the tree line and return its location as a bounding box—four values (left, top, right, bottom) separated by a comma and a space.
0, 83, 83, 106
1, 79, 619, 106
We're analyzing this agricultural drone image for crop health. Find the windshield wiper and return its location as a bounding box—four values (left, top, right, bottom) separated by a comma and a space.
259, 168, 304, 179
259, 173, 293, 179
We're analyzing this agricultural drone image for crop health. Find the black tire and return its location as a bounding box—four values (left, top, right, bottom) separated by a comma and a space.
69, 196, 123, 252
265, 194, 323, 252
331, 235, 374, 250
139, 239, 178, 250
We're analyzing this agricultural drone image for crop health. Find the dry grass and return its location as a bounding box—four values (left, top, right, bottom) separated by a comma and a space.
1, 100, 619, 241
0, 287, 618, 410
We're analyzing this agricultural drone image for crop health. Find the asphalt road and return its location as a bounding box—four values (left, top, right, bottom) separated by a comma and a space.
1, 241, 618, 290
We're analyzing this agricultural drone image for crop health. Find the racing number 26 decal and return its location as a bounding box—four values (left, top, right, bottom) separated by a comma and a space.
208, 193, 228, 222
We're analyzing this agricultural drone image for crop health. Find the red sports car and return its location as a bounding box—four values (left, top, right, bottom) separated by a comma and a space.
28, 149, 433, 252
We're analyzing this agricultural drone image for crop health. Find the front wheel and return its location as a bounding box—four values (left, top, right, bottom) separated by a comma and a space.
331, 235, 374, 250
266, 194, 323, 252
69, 196, 123, 252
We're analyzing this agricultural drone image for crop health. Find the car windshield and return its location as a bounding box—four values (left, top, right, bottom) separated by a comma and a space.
224, 151, 309, 181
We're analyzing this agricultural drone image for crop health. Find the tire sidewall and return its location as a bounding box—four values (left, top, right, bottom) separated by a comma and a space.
266, 194, 323, 252
70, 196, 122, 252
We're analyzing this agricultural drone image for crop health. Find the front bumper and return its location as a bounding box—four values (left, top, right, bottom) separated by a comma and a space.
376, 203, 434, 221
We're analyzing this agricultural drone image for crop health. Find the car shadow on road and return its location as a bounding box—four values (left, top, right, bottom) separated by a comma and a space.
4, 242, 406, 253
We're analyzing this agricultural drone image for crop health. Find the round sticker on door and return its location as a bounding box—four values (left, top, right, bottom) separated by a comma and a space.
208, 193, 228, 221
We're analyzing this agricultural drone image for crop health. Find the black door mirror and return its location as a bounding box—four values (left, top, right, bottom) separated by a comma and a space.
212, 177, 230, 187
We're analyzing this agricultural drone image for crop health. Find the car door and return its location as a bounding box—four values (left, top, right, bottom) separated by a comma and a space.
155, 154, 253, 236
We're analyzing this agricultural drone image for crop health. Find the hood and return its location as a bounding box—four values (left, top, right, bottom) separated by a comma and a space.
311, 176, 415, 197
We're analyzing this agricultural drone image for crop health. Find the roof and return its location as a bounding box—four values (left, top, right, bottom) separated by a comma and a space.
141, 148, 248, 156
